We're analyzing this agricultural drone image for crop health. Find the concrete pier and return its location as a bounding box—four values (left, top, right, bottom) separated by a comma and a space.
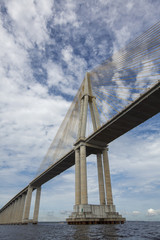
103, 149, 113, 205
67, 145, 125, 224
75, 149, 81, 205
11, 201, 17, 224
14, 198, 20, 224
33, 187, 41, 224
67, 73, 125, 225
80, 145, 88, 205
17, 194, 26, 224
22, 186, 33, 224
97, 153, 106, 205
67, 204, 125, 224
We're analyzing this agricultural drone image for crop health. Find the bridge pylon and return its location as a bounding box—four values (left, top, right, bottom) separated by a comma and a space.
66, 73, 125, 224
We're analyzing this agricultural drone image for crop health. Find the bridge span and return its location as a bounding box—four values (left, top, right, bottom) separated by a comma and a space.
30, 80, 160, 187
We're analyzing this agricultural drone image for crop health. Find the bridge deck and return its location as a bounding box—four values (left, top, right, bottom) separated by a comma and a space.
30, 81, 160, 187
87, 81, 160, 145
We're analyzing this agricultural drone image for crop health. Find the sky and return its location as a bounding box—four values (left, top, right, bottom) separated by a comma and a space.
0, 0, 160, 222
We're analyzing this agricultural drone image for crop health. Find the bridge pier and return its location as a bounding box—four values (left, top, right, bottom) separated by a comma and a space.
80, 144, 88, 205
0, 186, 41, 225
11, 200, 17, 224
33, 187, 41, 224
21, 186, 41, 224
75, 149, 81, 205
13, 199, 19, 224
97, 153, 105, 205
1, 207, 5, 224
103, 148, 113, 205
66, 73, 125, 224
67, 145, 125, 224
22, 186, 33, 224
18, 194, 26, 224
14, 196, 21, 224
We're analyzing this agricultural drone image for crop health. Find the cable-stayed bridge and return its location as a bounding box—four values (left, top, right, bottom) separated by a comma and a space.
0, 21, 160, 225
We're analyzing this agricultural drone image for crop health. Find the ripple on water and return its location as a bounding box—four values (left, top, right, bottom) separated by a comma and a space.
0, 221, 160, 240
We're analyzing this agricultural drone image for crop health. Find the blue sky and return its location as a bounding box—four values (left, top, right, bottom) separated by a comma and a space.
0, 0, 160, 221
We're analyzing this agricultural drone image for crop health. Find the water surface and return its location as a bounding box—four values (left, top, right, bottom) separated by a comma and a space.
0, 221, 160, 240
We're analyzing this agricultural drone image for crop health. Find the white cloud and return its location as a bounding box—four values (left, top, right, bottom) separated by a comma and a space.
147, 208, 160, 216
53, 0, 79, 27
62, 46, 73, 62
113, 25, 131, 53
5, 0, 53, 48
132, 211, 140, 215
45, 60, 78, 96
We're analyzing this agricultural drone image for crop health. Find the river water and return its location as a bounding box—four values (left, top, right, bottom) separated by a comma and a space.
0, 221, 160, 240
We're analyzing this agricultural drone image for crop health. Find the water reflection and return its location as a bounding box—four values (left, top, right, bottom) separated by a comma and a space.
72, 224, 119, 240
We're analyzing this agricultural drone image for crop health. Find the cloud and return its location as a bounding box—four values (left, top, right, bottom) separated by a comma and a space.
147, 208, 160, 216
53, 0, 78, 27
4, 0, 53, 48
62, 45, 73, 62
132, 211, 140, 215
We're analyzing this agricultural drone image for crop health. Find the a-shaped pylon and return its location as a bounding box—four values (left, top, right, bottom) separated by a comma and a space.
67, 73, 125, 224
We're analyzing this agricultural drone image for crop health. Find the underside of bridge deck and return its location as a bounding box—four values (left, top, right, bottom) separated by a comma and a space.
30, 81, 160, 188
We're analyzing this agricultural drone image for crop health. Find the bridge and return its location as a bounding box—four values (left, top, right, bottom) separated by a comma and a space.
0, 21, 160, 225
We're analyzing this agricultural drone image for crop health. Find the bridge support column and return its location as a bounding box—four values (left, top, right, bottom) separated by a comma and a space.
11, 201, 16, 224
3, 208, 7, 224
75, 149, 81, 205
103, 148, 116, 212
97, 153, 106, 205
17, 194, 25, 224
0, 212, 2, 224
7, 206, 11, 223
33, 187, 41, 224
2, 209, 5, 224
19, 194, 26, 224
14, 198, 20, 224
7, 203, 12, 224
6, 207, 10, 224
22, 186, 33, 224
3, 207, 7, 224
7, 205, 12, 224
1, 210, 4, 224
11, 202, 16, 224
1, 209, 4, 224
9, 204, 13, 224
16, 196, 22, 224
11, 200, 17, 224
80, 145, 88, 205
